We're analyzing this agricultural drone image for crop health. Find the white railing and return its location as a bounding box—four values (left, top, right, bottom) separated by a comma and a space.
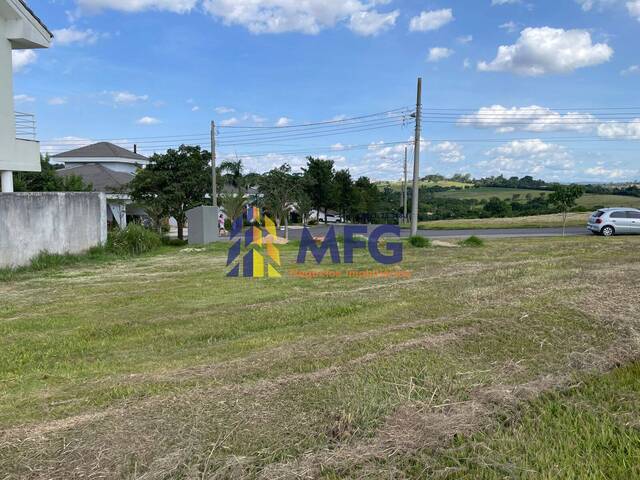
15, 112, 37, 141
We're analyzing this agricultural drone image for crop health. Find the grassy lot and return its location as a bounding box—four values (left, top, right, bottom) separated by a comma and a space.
417, 212, 589, 230
432, 187, 640, 210
1, 237, 639, 478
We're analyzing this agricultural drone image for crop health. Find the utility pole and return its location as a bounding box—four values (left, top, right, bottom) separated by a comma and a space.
403, 146, 408, 224
211, 121, 217, 207
411, 77, 422, 237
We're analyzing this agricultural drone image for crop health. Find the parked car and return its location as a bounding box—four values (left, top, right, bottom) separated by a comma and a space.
587, 208, 640, 236
309, 210, 344, 224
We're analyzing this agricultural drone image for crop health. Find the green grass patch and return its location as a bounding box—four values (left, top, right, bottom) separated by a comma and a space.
421, 362, 640, 479
459, 235, 485, 247
408, 235, 431, 248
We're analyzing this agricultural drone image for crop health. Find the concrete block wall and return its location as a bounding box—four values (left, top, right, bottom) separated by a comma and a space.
0, 192, 107, 268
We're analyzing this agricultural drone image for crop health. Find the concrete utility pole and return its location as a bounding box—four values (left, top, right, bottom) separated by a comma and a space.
411, 77, 422, 237
211, 121, 217, 207
403, 146, 408, 223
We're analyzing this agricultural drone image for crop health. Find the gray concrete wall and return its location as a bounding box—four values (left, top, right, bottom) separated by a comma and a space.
0, 192, 107, 268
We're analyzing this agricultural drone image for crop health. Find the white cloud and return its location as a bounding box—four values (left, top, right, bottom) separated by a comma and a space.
215, 106, 235, 114
52, 27, 100, 46
111, 91, 149, 104
12, 50, 37, 72
191, 106, 200, 111
409, 9, 454, 32
458, 105, 597, 133
220, 117, 239, 126
499, 21, 518, 33
201, 0, 398, 35
137, 116, 160, 125
14, 94, 36, 103
48, 97, 68, 105
597, 119, 640, 140
478, 27, 613, 75
457, 35, 473, 44
275, 117, 292, 127
584, 164, 635, 179
575, 0, 618, 11
244, 113, 267, 124
621, 65, 640, 75
75, 0, 197, 14
349, 9, 399, 36
576, 0, 640, 21
41, 136, 94, 156
628, 0, 640, 20
492, 0, 521, 5
481, 139, 575, 176
432, 142, 465, 163
331, 143, 345, 151
428, 47, 454, 62
463, 58, 471, 69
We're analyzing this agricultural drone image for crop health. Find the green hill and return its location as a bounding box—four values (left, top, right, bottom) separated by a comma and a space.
431, 187, 640, 210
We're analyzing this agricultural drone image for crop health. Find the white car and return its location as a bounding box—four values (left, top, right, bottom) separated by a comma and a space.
587, 208, 640, 236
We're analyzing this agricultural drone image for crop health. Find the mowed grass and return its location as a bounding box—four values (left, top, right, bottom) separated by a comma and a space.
0, 237, 639, 478
432, 187, 640, 210
418, 212, 589, 230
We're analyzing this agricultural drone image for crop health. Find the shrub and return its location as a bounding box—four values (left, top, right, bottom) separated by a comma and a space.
107, 224, 162, 256
459, 235, 485, 247
162, 237, 188, 247
408, 236, 431, 248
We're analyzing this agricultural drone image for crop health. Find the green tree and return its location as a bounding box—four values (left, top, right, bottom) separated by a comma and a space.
259, 164, 298, 239
129, 145, 212, 240
220, 193, 247, 224
14, 155, 92, 192
353, 177, 379, 223
483, 197, 511, 218
220, 159, 245, 192
302, 157, 335, 224
548, 184, 585, 236
295, 190, 314, 226
333, 169, 355, 222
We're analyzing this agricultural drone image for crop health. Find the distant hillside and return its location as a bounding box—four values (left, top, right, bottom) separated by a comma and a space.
431, 187, 640, 210
376, 180, 473, 191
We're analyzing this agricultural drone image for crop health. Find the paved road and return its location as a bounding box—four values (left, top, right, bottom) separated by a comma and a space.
284, 225, 588, 240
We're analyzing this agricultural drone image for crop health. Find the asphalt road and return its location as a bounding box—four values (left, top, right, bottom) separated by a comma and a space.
284, 225, 588, 240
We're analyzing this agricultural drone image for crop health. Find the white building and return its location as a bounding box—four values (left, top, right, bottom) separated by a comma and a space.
53, 142, 149, 174
0, 0, 52, 192
53, 142, 150, 228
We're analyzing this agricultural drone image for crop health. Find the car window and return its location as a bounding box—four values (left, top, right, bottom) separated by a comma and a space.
610, 211, 627, 219
627, 211, 640, 219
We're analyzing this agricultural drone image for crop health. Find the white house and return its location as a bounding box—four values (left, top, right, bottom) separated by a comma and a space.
0, 0, 52, 192
53, 142, 150, 228
53, 142, 149, 174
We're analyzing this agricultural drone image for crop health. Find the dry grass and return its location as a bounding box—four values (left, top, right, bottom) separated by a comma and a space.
0, 236, 639, 479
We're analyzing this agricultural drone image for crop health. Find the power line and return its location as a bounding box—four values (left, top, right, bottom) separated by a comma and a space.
218, 107, 412, 129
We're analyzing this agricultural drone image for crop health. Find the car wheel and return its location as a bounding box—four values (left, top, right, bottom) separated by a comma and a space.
601, 226, 615, 237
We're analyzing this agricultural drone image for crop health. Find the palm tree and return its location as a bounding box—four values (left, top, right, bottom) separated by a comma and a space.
220, 160, 244, 192
220, 193, 247, 223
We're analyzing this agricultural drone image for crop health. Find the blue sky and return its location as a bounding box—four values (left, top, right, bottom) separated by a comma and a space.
12, 0, 640, 182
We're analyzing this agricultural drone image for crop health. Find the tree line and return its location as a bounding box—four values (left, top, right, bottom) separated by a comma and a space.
128, 146, 393, 239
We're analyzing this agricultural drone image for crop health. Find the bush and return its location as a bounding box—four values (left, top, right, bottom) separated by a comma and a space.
162, 237, 188, 247
459, 235, 485, 247
408, 236, 431, 248
107, 224, 162, 256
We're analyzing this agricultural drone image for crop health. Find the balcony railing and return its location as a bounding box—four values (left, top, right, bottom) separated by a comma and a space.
15, 112, 37, 141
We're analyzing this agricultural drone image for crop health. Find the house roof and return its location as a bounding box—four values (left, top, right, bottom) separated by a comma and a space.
56, 164, 135, 193
52, 142, 148, 162
18, 0, 53, 38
